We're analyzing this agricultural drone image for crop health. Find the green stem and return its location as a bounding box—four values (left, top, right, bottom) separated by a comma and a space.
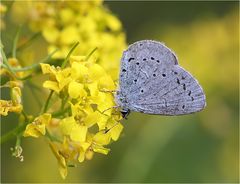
86, 47, 98, 61
1, 47, 15, 75
17, 32, 41, 52
61, 96, 68, 110
42, 90, 54, 113
12, 49, 58, 72
61, 42, 79, 69
0, 63, 8, 69
12, 26, 21, 58
16, 135, 21, 147
1, 46, 31, 80
21, 110, 28, 121
7, 32, 41, 57
45, 129, 62, 143
0, 123, 27, 145
52, 107, 70, 118
12, 63, 40, 72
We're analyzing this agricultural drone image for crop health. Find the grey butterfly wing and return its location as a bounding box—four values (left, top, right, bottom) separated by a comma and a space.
129, 65, 206, 115
116, 40, 206, 115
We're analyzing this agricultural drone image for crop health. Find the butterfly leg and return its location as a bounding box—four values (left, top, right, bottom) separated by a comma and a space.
101, 105, 120, 114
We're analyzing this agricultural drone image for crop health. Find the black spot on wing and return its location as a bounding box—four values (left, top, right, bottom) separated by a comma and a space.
128, 58, 134, 62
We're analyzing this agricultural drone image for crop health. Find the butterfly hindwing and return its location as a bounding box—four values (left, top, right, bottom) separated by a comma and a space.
128, 66, 206, 115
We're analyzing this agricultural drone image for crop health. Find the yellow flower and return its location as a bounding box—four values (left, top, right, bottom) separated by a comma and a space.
0, 3, 7, 30
0, 86, 23, 116
3, 81, 23, 88
38, 47, 123, 178
93, 131, 111, 145
88, 63, 106, 82
91, 92, 115, 115
40, 63, 72, 93
68, 81, 87, 99
24, 113, 51, 138
4, 0, 127, 179
59, 8, 74, 25
98, 75, 115, 91
42, 26, 60, 43
49, 142, 68, 179
84, 111, 104, 128
11, 1, 126, 79
0, 3, 7, 14
41, 56, 123, 138
42, 81, 60, 93
0, 100, 22, 116
11, 87, 22, 105
0, 58, 26, 81
70, 61, 89, 82
60, 25, 80, 45
106, 118, 124, 141
91, 143, 110, 155
78, 141, 91, 162
60, 116, 88, 142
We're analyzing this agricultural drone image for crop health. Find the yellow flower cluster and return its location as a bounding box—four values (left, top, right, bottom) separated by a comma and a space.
0, 58, 23, 116
23, 56, 123, 179
0, 3, 7, 30
2, 1, 126, 178
0, 87, 22, 116
11, 1, 126, 79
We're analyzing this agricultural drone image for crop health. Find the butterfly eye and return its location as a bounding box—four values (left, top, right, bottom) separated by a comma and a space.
162, 74, 166, 77
122, 69, 126, 72
143, 58, 147, 61
151, 57, 155, 60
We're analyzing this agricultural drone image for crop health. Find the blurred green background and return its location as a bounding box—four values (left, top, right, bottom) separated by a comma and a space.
1, 1, 239, 183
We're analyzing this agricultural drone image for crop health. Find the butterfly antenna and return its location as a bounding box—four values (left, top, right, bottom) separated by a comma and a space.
100, 89, 117, 93
104, 121, 121, 133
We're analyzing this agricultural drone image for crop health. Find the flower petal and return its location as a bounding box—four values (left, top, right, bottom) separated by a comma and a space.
43, 81, 60, 93
93, 131, 111, 145
110, 122, 123, 141
49, 142, 68, 179
23, 123, 45, 138
60, 116, 76, 135
92, 146, 110, 155
70, 124, 88, 142
68, 81, 86, 99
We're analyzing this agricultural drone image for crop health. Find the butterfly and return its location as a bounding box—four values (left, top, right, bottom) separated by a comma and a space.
115, 40, 206, 118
